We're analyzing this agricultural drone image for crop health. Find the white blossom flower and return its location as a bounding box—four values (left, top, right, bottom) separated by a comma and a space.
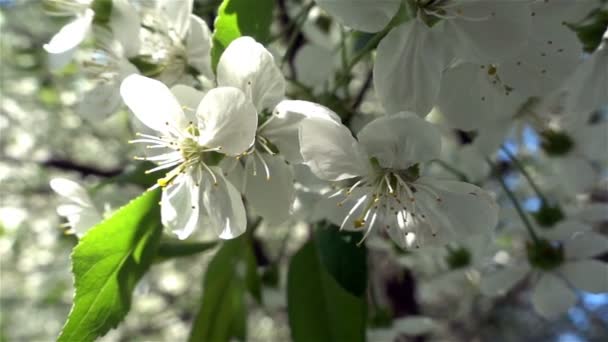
50, 178, 102, 237
481, 220, 608, 318
120, 74, 257, 240
76, 0, 141, 118
216, 37, 339, 225
138, 0, 213, 85
299, 112, 499, 248
43, 0, 94, 70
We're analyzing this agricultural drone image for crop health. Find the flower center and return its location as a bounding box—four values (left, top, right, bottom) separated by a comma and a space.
526, 239, 564, 271
336, 163, 443, 247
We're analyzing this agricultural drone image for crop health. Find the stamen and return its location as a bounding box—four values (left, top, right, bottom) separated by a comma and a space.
339, 194, 368, 231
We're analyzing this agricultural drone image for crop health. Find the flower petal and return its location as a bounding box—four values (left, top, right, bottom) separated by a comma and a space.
357, 113, 441, 169
437, 1, 531, 64
110, 0, 141, 57
552, 155, 596, 196
244, 154, 295, 225
299, 118, 369, 181
170, 84, 204, 123
480, 265, 529, 296
216, 36, 285, 111
415, 179, 499, 241
531, 273, 577, 318
564, 231, 608, 260
561, 260, 608, 293
262, 100, 341, 163
57, 204, 102, 238
393, 316, 436, 336
50, 178, 92, 207
201, 167, 247, 239
162, 174, 201, 240
196, 87, 257, 155
563, 44, 608, 114
437, 62, 525, 130
186, 15, 213, 80
497, 3, 583, 97
120, 74, 186, 133
44, 9, 94, 69
156, 0, 192, 39
315, 0, 400, 33
77, 60, 137, 119
374, 20, 450, 116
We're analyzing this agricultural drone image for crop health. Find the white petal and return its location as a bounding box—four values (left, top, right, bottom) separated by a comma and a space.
415, 179, 499, 240
162, 174, 201, 240
561, 260, 608, 293
57, 204, 102, 238
437, 62, 525, 130
262, 100, 341, 163
480, 265, 529, 296
50, 178, 91, 207
196, 87, 257, 155
573, 203, 608, 224
374, 20, 450, 116
294, 44, 336, 89
170, 84, 204, 123
538, 219, 591, 241
532, 273, 577, 318
157, 0, 192, 38
201, 168, 247, 239
120, 74, 186, 133
437, 1, 531, 64
393, 316, 436, 336
315, 0, 400, 33
216, 36, 285, 111
244, 154, 295, 226
186, 15, 213, 80
577, 122, 608, 162
44, 9, 94, 69
497, 4, 583, 97
552, 155, 596, 196
77, 61, 137, 118
110, 0, 141, 57
357, 113, 441, 169
299, 118, 369, 181
564, 231, 608, 260
563, 48, 608, 114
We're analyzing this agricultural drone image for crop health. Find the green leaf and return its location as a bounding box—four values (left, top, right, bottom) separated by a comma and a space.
91, 0, 113, 24
154, 238, 217, 262
287, 241, 367, 342
58, 190, 163, 342
210, 0, 275, 70
188, 238, 250, 342
315, 224, 368, 296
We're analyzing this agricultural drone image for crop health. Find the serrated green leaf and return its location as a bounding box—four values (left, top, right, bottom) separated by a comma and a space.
210, 0, 275, 70
154, 238, 217, 262
58, 190, 162, 342
188, 237, 250, 342
287, 241, 367, 342
315, 224, 368, 296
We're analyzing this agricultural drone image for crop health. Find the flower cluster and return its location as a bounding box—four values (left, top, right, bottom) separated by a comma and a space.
31, 0, 608, 339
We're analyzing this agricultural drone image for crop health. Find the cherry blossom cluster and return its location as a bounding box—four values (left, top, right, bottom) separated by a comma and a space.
45, 0, 607, 331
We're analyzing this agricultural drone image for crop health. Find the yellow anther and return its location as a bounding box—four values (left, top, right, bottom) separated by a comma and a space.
354, 218, 366, 229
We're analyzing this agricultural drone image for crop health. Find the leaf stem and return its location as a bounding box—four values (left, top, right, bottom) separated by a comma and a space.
487, 158, 540, 244
500, 146, 549, 205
